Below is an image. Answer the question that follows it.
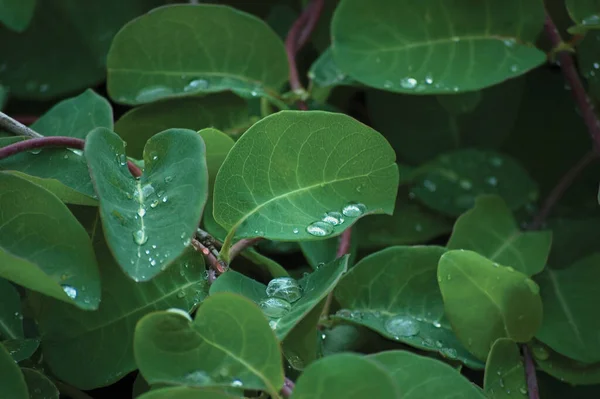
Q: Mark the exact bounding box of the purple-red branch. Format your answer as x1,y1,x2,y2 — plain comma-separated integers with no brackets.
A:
228,237,263,263
522,345,540,399
336,228,352,257
281,377,295,398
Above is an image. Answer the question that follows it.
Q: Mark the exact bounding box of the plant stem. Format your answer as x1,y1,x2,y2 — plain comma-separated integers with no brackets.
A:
0,111,43,138
336,228,352,258
522,345,540,399
529,151,598,229
192,238,227,275
281,377,295,398
228,237,263,262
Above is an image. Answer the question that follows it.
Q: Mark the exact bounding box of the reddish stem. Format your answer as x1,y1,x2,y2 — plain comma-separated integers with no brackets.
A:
522,345,540,399
336,228,352,257
228,237,263,263
191,238,227,275
281,377,295,398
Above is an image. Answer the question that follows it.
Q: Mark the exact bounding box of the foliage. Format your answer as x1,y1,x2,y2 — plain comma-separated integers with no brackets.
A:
0,0,599,398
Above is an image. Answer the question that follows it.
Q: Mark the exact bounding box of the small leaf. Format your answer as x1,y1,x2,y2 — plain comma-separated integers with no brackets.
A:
369,350,487,398
0,0,36,32
213,111,399,242
0,342,28,398
411,149,537,216
530,341,600,385
566,0,600,33
484,339,528,399
334,246,483,368
0,278,23,339
3,171,97,206
200,128,236,188
0,172,100,309
107,4,288,105
114,93,248,159
448,195,552,276
290,353,400,398
85,128,208,281
134,293,284,396
22,368,59,399
535,254,600,363
299,237,342,270
138,386,242,399
2,338,39,362
308,47,358,88
438,250,543,360
331,0,546,93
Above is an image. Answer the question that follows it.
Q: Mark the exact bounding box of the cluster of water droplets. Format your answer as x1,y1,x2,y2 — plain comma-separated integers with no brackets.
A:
258,277,303,325
303,202,367,237
182,366,244,389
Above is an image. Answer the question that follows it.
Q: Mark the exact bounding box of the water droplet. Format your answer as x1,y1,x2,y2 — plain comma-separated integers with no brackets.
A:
383,80,393,89
594,62,600,69
135,85,174,102
486,176,498,186
292,228,299,234
435,340,443,348
490,157,503,167
532,344,550,360
519,386,528,395
68,148,83,156
440,347,458,359
423,179,437,192
141,184,155,198
524,279,540,295
177,291,186,298
118,153,127,166
459,179,472,190
133,230,148,245
150,199,159,208
62,285,77,299
415,223,423,232
29,148,42,155
400,77,417,89
164,176,173,183
322,211,344,226
306,221,334,236
231,379,243,387
266,277,302,303
137,207,146,217
384,315,420,338
269,319,278,330
287,354,304,369
183,370,212,385
433,320,442,328
162,196,168,203
504,39,516,47
341,202,367,217
499,378,505,388
259,298,292,318
451,36,460,42
425,75,433,84
184,79,209,92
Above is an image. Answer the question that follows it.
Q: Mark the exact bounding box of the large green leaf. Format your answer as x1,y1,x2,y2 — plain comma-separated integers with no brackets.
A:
0,343,27,398
535,254,600,363
411,149,537,216
531,341,600,385
334,246,482,368
331,0,546,93
566,0,600,32
85,128,208,281
134,293,284,396
448,195,552,276
369,350,487,398
213,111,399,245
114,94,249,158
0,278,23,339
438,250,543,360
484,339,528,398
107,4,288,105
28,225,208,390
0,172,100,309
0,0,35,32
139,387,242,399
22,368,59,399
0,0,162,99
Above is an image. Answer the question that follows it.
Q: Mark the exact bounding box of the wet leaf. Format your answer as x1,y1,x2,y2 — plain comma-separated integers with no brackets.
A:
484,339,528,398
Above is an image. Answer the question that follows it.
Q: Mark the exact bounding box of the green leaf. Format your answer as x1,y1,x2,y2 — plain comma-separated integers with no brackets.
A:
0,278,23,339
211,257,348,368
0,0,162,99
368,350,487,398
331,0,546,93
530,341,600,385
438,250,543,360
448,195,552,276
291,353,400,398
567,0,600,33
139,387,242,399
0,172,100,309
22,368,59,399
213,111,399,244
200,128,236,188
134,293,284,396
577,31,600,103
107,4,288,105
484,339,528,398
28,228,208,390
0,84,7,110
334,246,483,368
85,128,208,281
411,149,537,216
0,343,27,398
114,93,249,159
308,47,358,88
535,254,600,363
546,218,600,268
299,238,340,270
3,171,97,206
0,0,35,32
2,338,39,362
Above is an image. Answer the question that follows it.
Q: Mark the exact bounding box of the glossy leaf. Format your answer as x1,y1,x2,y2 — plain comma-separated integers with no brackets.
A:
484,339,528,398
531,341,600,385
85,128,208,281
139,386,242,399
0,278,23,339
448,195,552,276
299,238,339,270
2,338,39,362
566,0,600,33
291,353,400,398
438,250,543,360
0,0,162,99
107,4,288,105
331,0,546,93
411,149,537,216
22,368,59,399
0,172,100,309
334,246,483,368
535,254,600,363
308,47,358,88
369,350,486,398
0,343,27,398
213,111,399,242
28,228,208,390
200,128,236,187
114,94,249,158
134,293,284,396
0,0,35,32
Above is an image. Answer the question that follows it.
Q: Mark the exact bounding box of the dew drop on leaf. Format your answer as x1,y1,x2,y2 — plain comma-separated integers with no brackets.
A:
321,211,345,226
341,202,367,217
135,85,174,102
164,176,173,183
384,315,420,338
133,230,148,245
400,77,417,89
184,78,209,92
166,308,192,321
292,228,299,234
259,297,292,318
532,343,550,360
231,379,243,387
62,285,77,299
306,221,334,236
266,277,302,303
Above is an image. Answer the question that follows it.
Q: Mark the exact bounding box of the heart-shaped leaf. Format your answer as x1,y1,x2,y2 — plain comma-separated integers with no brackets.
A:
334,246,483,368
438,250,543,360
0,342,27,398
85,127,208,281
213,111,399,249
134,293,284,396
484,339,528,399
107,4,288,105
448,195,552,276
0,278,23,339
331,0,546,93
